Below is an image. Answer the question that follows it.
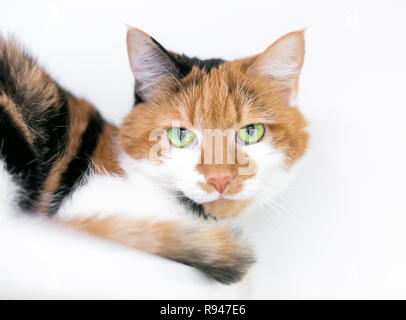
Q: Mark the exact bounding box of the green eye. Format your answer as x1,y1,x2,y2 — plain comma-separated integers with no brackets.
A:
168,127,195,147
237,124,265,144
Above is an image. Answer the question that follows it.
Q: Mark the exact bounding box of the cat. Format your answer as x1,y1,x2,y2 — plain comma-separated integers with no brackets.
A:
0,28,308,284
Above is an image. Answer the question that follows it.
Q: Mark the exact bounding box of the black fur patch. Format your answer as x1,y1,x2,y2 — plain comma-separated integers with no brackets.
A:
173,54,225,77
188,255,254,285
134,92,144,105
0,42,72,211
133,37,225,105
0,105,40,211
48,111,104,215
151,37,225,75
35,97,70,177
177,192,213,220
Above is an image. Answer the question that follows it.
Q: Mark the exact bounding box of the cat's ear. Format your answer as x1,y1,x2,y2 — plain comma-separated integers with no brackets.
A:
127,28,179,101
247,30,305,106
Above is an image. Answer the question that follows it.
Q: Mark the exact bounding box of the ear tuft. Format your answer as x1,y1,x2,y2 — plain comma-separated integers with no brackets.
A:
127,28,179,101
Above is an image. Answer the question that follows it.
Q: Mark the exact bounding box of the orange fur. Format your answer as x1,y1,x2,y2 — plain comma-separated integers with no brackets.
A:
91,123,122,175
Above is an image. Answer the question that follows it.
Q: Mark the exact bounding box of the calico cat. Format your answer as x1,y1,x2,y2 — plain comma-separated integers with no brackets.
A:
0,28,308,284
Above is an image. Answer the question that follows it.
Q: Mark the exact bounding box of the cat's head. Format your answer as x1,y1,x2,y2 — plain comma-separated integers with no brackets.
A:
119,28,309,218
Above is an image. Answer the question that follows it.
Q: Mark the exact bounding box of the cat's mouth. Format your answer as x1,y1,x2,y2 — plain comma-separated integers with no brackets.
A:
184,190,249,206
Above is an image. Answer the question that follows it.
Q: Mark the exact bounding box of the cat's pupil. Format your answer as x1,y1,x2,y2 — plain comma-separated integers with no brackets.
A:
246,125,255,136
179,128,186,141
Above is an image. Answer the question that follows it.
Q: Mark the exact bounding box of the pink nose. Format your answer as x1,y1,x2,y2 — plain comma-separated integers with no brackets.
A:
207,175,233,194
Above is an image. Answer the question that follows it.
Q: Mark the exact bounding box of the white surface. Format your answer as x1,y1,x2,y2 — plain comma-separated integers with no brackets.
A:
0,0,406,299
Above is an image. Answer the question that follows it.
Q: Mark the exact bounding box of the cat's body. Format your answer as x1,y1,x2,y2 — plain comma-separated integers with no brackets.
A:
0,29,308,284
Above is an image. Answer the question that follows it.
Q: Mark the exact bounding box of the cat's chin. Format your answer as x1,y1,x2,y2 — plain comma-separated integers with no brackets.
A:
202,198,251,219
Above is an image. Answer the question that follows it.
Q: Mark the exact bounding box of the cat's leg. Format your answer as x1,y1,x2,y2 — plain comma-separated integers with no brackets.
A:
60,214,255,284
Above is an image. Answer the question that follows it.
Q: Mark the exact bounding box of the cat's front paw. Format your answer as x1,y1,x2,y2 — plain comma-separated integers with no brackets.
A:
175,226,255,285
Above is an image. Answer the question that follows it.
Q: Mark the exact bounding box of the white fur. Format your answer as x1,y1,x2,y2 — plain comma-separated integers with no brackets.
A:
239,140,293,205
0,159,21,220
57,152,192,221
58,126,292,220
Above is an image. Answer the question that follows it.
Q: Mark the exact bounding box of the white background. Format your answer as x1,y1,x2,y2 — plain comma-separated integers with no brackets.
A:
0,0,406,299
